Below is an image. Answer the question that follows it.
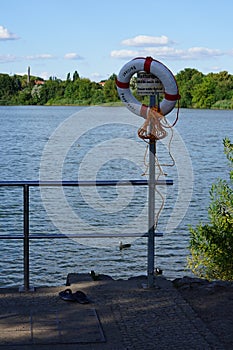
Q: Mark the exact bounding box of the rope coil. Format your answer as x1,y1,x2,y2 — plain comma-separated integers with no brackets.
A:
138,107,167,141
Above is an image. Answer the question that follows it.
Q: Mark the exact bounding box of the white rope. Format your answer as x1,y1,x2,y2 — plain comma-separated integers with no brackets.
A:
141,122,175,229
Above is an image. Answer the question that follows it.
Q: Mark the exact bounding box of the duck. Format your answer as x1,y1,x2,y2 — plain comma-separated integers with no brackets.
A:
119,241,131,250
90,270,99,281
154,267,163,275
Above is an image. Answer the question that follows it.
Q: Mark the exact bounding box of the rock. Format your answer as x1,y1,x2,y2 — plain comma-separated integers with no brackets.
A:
66,273,92,285
172,276,209,289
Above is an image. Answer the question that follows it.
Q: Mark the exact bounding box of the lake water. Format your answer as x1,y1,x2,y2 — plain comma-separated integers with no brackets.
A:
0,106,232,287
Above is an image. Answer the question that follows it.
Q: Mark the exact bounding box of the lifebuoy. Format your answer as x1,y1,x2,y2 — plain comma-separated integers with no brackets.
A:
116,56,180,118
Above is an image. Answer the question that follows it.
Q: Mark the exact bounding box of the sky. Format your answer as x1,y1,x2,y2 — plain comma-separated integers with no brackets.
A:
1,0,233,81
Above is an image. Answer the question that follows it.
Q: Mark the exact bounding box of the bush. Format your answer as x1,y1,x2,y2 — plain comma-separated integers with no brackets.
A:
188,138,233,280
212,100,233,109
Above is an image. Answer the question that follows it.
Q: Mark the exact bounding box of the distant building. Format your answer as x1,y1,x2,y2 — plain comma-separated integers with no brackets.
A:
34,80,45,85
98,80,106,87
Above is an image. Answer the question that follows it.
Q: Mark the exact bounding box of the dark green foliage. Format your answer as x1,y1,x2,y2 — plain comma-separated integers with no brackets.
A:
72,71,79,82
66,72,71,82
176,68,204,108
0,74,22,104
175,68,233,109
103,74,119,102
1,68,233,107
188,138,233,280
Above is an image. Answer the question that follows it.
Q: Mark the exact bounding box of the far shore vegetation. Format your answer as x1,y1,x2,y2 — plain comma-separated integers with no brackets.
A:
1,68,233,109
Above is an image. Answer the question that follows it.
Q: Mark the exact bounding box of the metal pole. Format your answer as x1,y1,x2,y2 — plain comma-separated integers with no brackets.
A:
147,95,156,288
22,184,30,291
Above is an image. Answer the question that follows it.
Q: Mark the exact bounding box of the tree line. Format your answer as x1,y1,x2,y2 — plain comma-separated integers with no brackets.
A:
0,68,233,109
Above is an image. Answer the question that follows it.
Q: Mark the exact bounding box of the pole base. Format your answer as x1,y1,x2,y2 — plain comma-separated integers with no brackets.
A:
19,285,35,293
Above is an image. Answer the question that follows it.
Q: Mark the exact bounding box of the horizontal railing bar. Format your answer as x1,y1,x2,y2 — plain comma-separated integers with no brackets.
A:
0,232,163,239
0,179,173,187
0,235,25,239
0,233,145,239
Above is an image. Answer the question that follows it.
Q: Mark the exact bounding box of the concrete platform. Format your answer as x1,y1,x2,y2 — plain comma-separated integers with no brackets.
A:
0,275,223,349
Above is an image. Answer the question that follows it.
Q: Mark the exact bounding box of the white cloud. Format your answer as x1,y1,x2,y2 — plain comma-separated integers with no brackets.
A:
37,71,50,79
0,53,55,64
143,46,222,60
0,25,19,40
110,49,139,58
64,52,83,60
0,54,18,62
143,46,182,59
186,47,221,57
111,34,225,62
110,47,179,59
90,72,103,81
25,54,54,60
121,35,172,47
210,66,221,72
111,45,223,61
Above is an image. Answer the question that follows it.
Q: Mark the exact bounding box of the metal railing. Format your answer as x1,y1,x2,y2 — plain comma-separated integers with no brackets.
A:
0,179,173,291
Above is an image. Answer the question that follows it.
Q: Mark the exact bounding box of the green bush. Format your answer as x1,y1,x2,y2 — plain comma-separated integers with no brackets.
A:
188,138,233,280
212,100,233,109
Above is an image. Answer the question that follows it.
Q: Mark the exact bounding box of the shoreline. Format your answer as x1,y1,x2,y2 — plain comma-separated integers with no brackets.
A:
0,103,233,110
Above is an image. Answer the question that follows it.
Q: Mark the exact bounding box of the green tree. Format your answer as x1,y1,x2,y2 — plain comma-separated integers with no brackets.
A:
192,75,216,108
78,78,92,104
66,72,71,82
0,74,21,103
12,75,22,92
73,70,79,82
40,78,65,104
103,74,119,102
90,82,105,104
31,85,43,104
188,138,233,280
64,80,75,101
175,68,204,108
14,87,33,105
212,71,233,101
210,71,233,109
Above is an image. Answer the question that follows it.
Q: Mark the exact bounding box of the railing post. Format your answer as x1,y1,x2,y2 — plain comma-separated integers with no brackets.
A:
19,184,32,292
147,95,156,288
23,184,30,291
148,141,156,287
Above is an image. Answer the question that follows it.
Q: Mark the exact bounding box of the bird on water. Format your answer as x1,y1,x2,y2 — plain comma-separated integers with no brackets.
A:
119,241,131,250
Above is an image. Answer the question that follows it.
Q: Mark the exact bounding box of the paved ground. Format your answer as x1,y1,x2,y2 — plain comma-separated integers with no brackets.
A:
0,274,230,350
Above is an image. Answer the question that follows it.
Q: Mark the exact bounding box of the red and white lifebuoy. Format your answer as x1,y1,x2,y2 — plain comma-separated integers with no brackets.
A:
116,56,180,118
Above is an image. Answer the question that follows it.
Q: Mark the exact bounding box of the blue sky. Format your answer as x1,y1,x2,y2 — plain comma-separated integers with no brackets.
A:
1,0,233,81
